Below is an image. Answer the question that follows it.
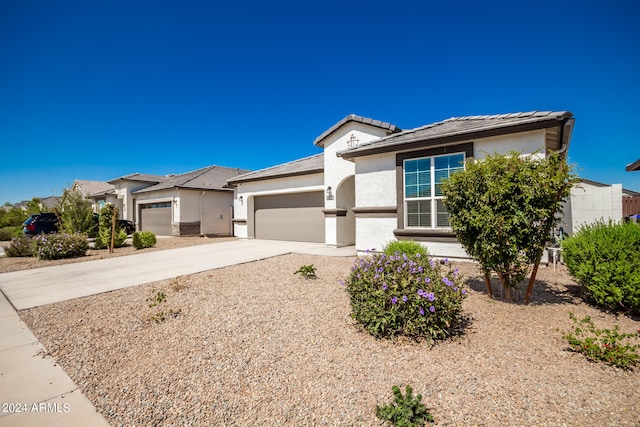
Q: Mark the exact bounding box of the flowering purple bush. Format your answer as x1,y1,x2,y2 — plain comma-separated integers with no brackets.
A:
4,235,35,257
344,251,467,341
33,233,88,260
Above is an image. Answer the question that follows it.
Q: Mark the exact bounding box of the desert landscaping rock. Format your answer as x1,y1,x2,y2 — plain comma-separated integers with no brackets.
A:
18,253,640,426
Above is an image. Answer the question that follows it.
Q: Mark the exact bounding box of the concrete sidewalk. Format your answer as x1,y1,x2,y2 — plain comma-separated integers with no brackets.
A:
0,239,354,426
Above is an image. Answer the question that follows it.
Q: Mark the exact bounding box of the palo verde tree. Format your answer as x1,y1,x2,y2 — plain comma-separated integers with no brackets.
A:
441,151,576,302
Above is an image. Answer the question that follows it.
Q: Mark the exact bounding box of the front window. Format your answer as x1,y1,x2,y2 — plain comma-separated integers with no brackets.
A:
404,153,464,228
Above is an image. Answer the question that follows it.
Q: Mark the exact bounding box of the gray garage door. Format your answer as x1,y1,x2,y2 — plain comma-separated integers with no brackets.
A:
140,203,172,236
254,192,324,242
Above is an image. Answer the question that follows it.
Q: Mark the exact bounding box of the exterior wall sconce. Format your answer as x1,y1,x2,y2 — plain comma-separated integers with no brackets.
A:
239,195,243,205
326,186,334,201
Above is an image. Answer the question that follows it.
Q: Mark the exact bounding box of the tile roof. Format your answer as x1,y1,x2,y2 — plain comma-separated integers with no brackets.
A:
226,153,324,185
108,173,170,184
339,111,573,159
133,165,252,194
626,159,640,172
313,114,400,147
72,180,115,197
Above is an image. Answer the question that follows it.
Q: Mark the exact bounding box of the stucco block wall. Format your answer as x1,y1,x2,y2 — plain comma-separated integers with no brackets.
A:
354,154,397,207
473,130,546,159
570,183,623,232
356,217,397,253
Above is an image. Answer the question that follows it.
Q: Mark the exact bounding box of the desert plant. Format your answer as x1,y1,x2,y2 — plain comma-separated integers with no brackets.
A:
563,312,640,369
132,231,157,249
344,252,466,341
562,220,640,314
442,151,576,302
144,289,182,323
94,204,127,249
57,187,97,236
376,385,434,426
383,240,428,257
33,233,88,260
4,235,35,257
0,226,22,241
294,264,317,279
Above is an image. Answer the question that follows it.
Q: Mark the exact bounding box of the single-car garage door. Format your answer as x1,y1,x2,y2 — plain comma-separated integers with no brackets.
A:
254,192,324,242
140,202,172,236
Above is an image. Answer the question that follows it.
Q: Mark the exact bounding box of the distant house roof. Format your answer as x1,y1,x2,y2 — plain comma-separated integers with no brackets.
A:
626,159,640,172
133,165,252,194
338,111,574,159
313,115,400,147
226,153,324,185
14,196,61,210
72,180,115,197
107,173,170,185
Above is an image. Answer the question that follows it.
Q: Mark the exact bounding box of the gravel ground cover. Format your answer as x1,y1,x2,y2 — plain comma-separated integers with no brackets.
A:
20,254,640,426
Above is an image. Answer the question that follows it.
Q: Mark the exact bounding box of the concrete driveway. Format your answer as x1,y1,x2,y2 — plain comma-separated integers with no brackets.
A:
0,239,354,310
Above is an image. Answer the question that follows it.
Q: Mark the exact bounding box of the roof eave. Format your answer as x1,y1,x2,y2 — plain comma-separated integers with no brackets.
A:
338,116,571,160
626,159,640,172
226,168,324,185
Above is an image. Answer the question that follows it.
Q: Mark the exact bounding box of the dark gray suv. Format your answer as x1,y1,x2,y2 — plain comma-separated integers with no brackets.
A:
23,212,59,235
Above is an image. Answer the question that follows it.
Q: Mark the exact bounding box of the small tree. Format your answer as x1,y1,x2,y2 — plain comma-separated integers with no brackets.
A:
57,188,97,236
94,204,127,250
442,151,576,302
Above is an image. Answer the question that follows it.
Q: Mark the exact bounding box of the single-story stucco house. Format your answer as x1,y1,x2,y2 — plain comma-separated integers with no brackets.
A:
227,111,576,258
84,166,250,236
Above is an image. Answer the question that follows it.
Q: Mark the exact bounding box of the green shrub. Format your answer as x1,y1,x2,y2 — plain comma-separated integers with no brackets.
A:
344,251,466,341
94,204,128,249
383,240,428,257
376,385,434,426
132,231,157,249
4,235,35,257
0,226,22,241
33,233,88,260
562,220,640,314
294,264,317,279
563,312,640,369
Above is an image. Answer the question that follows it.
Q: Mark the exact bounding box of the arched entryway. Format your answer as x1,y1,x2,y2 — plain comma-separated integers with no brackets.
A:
335,175,355,246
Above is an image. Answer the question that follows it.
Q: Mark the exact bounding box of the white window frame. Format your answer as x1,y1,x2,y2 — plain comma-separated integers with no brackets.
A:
403,152,465,229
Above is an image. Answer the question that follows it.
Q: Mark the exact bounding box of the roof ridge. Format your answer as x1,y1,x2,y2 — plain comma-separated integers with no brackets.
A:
232,153,323,180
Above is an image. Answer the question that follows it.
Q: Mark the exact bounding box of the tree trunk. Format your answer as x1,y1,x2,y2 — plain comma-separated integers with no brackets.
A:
110,211,116,254
483,272,493,298
525,255,543,304
498,271,513,301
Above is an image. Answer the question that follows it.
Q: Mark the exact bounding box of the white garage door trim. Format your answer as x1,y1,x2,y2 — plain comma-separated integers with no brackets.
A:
254,192,324,242
140,202,172,236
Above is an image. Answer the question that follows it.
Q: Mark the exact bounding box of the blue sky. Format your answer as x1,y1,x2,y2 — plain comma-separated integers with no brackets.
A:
1,0,639,204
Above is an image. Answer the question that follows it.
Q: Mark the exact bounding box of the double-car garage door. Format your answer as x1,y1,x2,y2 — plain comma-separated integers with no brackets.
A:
254,192,324,242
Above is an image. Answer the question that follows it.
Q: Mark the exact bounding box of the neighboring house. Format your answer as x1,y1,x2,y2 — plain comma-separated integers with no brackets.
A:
105,173,170,222
228,111,575,258
132,165,251,236
71,180,116,212
14,196,61,211
559,178,640,235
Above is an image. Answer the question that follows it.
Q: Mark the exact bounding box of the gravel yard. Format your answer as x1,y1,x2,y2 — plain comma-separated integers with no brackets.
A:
19,253,640,426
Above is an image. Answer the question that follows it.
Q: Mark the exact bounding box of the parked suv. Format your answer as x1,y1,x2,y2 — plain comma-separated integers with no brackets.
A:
23,212,59,235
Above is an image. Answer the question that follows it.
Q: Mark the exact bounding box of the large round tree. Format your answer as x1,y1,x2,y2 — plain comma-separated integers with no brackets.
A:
441,151,576,302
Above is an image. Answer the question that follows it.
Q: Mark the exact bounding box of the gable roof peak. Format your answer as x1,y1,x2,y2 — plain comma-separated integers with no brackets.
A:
313,114,400,147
